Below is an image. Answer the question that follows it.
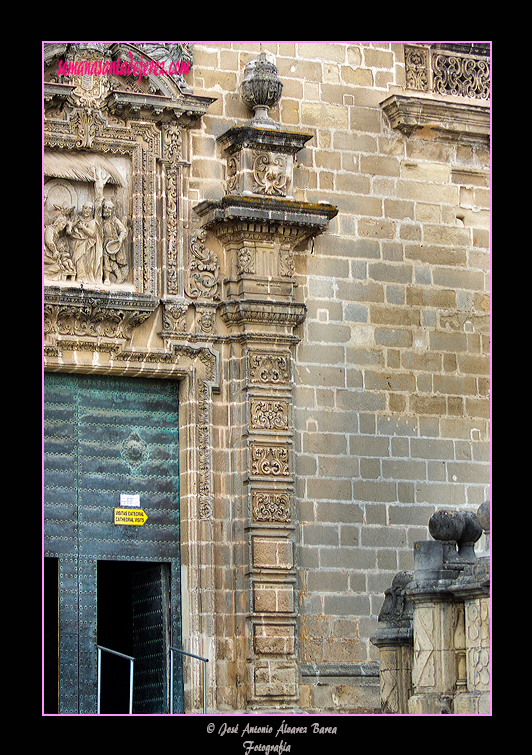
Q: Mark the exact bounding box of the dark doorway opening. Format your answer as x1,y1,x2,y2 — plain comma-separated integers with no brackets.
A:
97,560,171,714
43,557,59,714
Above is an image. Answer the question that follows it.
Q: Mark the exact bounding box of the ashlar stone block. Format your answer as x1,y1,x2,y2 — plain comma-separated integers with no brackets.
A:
252,537,293,570
253,582,294,614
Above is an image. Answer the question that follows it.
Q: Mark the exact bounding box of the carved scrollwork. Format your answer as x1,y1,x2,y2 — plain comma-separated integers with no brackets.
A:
237,244,255,275
186,229,220,300
432,52,490,100
279,247,295,278
250,399,290,431
253,152,289,196
250,443,290,477
404,44,490,100
404,46,429,91
252,491,291,523
227,156,238,193
70,107,108,149
163,122,182,163
248,351,291,386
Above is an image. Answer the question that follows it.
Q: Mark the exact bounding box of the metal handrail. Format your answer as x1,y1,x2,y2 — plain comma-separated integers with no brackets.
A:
96,643,208,714
97,645,135,714
169,646,209,714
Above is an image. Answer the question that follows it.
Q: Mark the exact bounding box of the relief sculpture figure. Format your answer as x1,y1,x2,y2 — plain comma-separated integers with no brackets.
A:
43,208,76,281
102,199,128,284
69,203,102,285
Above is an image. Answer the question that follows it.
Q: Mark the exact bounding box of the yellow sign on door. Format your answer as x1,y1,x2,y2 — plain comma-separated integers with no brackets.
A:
114,508,148,526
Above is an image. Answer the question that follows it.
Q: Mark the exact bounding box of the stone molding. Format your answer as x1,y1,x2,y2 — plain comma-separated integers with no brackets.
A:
380,93,490,144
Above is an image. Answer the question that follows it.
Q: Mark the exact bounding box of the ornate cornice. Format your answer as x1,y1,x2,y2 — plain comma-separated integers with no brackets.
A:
380,93,490,144
44,286,159,340
218,126,313,156
219,299,306,328
194,195,338,235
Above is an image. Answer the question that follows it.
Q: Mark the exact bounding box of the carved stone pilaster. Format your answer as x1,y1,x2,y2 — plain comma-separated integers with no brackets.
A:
191,51,337,710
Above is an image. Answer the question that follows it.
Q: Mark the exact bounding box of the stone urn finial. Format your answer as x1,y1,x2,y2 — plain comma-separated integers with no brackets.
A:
240,52,283,129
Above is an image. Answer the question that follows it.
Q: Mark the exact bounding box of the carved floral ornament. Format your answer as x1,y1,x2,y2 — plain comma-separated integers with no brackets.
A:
252,491,291,524
250,398,290,431
187,229,221,300
250,443,291,478
404,44,490,100
253,152,290,196
248,351,292,386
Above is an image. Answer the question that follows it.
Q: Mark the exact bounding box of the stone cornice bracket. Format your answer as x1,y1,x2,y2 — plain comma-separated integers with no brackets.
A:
218,125,313,158
380,93,490,145
106,89,216,124
195,195,338,236
43,81,215,125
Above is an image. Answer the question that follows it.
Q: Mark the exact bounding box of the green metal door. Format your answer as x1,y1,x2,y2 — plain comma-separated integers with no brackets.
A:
43,373,183,714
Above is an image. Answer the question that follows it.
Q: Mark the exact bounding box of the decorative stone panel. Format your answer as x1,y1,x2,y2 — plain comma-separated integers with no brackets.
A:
249,442,292,480
247,350,292,387
404,43,490,100
251,490,292,525
248,397,291,433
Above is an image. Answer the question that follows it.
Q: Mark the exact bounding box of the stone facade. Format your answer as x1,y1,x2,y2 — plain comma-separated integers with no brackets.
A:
43,42,490,714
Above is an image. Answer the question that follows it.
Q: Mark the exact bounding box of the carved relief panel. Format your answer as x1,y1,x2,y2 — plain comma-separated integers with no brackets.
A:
44,43,214,302
44,154,132,289
226,148,292,198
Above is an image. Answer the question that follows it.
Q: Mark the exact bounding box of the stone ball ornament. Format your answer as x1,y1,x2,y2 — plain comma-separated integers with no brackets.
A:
429,508,483,546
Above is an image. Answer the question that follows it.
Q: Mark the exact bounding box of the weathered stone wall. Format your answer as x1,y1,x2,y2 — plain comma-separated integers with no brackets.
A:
43,41,490,715
189,42,490,713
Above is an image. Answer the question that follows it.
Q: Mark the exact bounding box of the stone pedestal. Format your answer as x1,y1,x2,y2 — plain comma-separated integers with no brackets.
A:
407,508,487,715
